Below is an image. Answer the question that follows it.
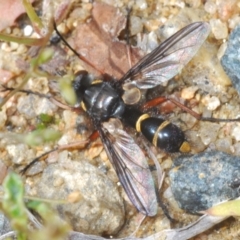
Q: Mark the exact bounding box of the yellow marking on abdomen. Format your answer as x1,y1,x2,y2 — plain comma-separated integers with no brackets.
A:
152,121,170,147
136,113,150,132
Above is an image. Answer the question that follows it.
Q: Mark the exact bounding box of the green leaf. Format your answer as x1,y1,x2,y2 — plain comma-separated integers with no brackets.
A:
22,0,44,31
59,75,77,105
24,128,62,146
39,113,54,124
31,47,54,69
2,173,28,240
0,33,46,45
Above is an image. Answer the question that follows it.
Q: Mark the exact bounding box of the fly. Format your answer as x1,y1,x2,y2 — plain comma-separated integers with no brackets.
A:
51,21,211,216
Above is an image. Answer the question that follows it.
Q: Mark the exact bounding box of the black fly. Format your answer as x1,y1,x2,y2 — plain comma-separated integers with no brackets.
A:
51,21,210,216
11,20,212,219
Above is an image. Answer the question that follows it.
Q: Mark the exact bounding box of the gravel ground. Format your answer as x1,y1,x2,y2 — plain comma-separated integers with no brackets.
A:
1,0,240,239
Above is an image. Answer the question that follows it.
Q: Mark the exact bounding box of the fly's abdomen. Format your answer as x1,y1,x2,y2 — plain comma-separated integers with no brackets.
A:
140,118,189,153
123,107,190,153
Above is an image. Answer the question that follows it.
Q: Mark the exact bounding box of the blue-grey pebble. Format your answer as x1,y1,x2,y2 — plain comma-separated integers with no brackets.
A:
221,24,240,94
169,151,240,213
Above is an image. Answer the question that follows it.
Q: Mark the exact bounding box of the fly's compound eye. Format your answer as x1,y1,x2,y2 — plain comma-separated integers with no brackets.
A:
72,71,93,104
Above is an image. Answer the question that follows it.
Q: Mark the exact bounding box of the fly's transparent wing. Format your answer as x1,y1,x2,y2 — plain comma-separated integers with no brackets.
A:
119,22,210,89
98,121,158,216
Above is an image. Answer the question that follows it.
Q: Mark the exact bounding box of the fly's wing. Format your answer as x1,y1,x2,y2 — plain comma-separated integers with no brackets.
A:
98,121,158,216
119,22,210,89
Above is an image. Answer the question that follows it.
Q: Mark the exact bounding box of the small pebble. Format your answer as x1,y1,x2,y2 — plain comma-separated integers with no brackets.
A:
215,138,232,154
23,25,33,36
9,42,19,51
204,0,217,14
185,130,206,153
17,96,36,119
26,77,49,94
216,0,238,21
231,125,240,141
210,19,228,39
6,144,36,164
130,16,143,36
228,15,240,29
17,95,58,119
135,0,147,10
179,113,198,129
62,110,78,130
199,122,221,145
67,191,83,203
217,42,227,60
181,86,199,100
1,43,11,52
16,44,28,54
201,95,221,111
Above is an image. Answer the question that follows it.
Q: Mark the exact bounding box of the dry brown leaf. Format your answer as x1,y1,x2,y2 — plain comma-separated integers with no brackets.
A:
69,1,143,79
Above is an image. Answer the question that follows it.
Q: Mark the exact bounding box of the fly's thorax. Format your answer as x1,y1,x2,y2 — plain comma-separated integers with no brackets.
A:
80,79,104,111
82,81,125,121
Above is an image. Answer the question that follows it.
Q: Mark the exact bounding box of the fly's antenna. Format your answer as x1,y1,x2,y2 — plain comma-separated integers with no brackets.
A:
125,6,133,69
20,148,57,175
53,22,104,75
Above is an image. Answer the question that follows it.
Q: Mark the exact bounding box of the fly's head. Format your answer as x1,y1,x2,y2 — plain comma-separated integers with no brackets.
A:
72,70,94,105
